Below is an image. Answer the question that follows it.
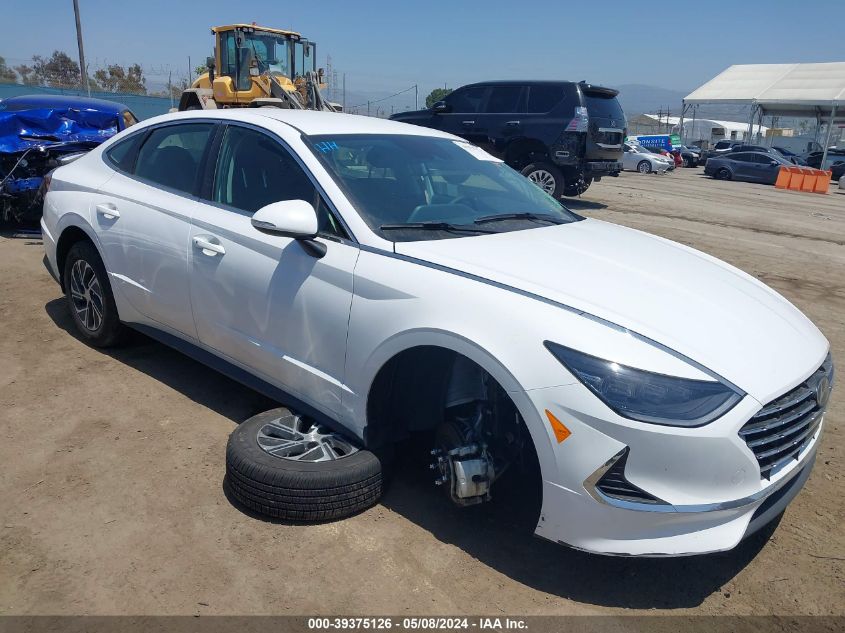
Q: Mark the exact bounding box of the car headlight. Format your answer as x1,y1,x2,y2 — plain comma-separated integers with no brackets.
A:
545,342,742,427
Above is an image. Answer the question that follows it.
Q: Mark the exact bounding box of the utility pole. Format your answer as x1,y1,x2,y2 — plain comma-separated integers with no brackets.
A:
415,84,418,110
342,73,346,112
72,0,90,95
188,56,192,84
367,100,370,117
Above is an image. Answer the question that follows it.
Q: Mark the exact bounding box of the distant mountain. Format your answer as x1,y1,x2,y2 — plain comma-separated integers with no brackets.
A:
615,83,756,122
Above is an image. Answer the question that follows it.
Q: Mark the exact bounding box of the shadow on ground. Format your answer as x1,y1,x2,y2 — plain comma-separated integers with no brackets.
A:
45,297,773,610
45,298,275,424
562,198,608,211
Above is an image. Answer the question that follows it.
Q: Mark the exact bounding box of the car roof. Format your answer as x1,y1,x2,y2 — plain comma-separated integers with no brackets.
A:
137,108,461,138
1,94,129,113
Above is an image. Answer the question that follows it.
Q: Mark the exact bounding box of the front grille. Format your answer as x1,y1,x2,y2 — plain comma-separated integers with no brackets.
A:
596,449,665,504
740,354,833,480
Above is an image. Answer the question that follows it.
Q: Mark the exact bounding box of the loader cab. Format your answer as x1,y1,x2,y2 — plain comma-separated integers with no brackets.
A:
211,25,317,103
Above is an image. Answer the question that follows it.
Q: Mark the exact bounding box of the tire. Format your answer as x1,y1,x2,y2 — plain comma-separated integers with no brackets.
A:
637,160,652,174
564,176,591,197
63,241,126,348
521,162,565,198
225,408,384,522
716,167,731,180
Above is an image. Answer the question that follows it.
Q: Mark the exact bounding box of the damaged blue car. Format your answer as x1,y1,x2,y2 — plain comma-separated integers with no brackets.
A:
0,94,138,225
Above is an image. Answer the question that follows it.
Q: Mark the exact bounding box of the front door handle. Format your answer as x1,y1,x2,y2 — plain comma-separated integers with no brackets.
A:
505,120,521,127
461,120,475,126
95,203,120,220
193,235,226,256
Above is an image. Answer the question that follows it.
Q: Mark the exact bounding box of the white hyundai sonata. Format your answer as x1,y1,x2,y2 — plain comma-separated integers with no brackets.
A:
41,109,833,556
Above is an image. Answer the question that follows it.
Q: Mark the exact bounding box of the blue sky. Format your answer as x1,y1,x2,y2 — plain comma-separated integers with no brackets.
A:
4,0,844,104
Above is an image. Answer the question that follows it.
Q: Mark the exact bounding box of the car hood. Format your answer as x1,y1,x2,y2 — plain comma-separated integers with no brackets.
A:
394,219,828,403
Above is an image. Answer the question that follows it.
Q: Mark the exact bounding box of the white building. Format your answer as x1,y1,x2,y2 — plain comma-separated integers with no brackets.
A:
640,114,768,143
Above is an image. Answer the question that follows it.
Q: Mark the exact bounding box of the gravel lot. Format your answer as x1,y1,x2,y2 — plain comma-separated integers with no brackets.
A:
1,168,843,616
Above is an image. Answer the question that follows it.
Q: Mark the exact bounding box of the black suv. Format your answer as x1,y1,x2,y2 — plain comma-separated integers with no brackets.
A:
390,80,625,197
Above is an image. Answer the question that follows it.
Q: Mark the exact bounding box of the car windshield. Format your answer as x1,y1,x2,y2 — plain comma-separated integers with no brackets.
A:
307,134,582,241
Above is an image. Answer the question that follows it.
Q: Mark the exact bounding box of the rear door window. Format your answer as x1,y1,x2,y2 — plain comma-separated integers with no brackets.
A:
729,153,754,162
484,86,525,113
526,85,564,113
134,122,216,195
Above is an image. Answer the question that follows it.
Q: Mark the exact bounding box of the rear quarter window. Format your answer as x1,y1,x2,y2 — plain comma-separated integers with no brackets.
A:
526,85,566,113
104,132,146,173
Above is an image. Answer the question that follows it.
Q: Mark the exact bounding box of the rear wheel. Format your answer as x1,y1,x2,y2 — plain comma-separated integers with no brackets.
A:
63,241,126,348
716,167,731,180
521,162,565,198
637,160,652,174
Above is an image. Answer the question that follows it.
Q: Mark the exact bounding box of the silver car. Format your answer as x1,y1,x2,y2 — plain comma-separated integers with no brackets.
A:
622,143,671,174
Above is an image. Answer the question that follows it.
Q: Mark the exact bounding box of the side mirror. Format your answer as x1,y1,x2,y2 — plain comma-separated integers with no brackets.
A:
252,200,327,258
770,160,779,166
432,101,451,114
252,200,319,239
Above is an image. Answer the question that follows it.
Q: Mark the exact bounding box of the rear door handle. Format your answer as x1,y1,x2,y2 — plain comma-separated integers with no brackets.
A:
505,120,521,127
95,203,120,220
192,235,225,256
461,120,475,126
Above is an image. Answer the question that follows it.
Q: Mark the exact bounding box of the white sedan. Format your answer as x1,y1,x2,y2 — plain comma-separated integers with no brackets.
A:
41,109,833,556
622,142,672,173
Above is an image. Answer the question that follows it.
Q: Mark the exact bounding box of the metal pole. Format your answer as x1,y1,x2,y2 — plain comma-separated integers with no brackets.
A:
72,0,90,95
188,56,192,84
415,84,418,110
746,102,756,141
678,101,686,144
367,101,370,116
820,103,838,171
342,73,346,112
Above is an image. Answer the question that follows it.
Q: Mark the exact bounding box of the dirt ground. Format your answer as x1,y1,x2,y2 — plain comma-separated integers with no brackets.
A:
1,168,843,616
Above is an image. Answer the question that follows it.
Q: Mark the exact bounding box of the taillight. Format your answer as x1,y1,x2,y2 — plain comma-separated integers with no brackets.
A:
565,106,589,133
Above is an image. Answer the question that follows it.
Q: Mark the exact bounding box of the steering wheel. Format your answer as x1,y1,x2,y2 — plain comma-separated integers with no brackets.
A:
451,196,477,210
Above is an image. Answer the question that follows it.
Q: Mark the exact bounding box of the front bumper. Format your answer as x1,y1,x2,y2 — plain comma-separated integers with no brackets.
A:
526,381,826,556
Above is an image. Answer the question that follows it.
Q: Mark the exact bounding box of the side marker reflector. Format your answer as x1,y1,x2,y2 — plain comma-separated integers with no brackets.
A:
545,409,571,444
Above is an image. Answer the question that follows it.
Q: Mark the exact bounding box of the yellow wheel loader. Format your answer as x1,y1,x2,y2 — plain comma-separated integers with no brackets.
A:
178,24,335,112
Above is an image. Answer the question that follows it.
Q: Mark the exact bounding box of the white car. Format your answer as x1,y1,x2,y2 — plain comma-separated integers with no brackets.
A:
622,142,672,174
41,109,833,556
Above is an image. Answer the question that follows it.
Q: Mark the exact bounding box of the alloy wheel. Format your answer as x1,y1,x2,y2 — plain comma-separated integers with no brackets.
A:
256,413,359,462
527,169,557,194
69,259,104,332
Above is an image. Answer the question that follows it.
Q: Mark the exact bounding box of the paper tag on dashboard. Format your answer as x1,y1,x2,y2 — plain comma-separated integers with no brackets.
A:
453,141,503,162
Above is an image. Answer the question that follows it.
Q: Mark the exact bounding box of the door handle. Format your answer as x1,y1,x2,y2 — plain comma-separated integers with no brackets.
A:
461,120,475,126
95,203,120,220
192,235,225,256
505,120,521,127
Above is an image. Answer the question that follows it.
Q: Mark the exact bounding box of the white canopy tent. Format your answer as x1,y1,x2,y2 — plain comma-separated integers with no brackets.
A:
683,62,845,163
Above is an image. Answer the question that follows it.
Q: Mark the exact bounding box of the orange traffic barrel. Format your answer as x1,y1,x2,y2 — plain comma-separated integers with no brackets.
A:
801,168,818,192
775,165,792,189
788,166,805,190
813,170,832,194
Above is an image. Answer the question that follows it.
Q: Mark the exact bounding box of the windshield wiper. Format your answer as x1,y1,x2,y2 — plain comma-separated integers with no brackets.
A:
474,212,565,225
380,222,495,234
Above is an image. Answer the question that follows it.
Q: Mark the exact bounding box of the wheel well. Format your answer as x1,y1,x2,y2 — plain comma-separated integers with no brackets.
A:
504,138,549,170
55,226,95,289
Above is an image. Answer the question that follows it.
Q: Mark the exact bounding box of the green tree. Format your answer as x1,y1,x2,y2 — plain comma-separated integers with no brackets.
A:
31,51,82,88
425,87,453,108
0,56,16,83
93,63,147,94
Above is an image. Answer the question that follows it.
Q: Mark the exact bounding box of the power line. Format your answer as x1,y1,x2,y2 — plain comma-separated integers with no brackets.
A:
347,84,417,111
